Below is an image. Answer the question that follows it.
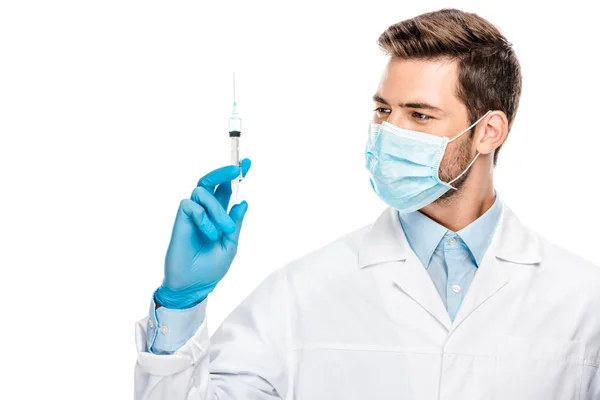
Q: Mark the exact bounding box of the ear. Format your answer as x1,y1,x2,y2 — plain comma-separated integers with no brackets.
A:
475,111,508,156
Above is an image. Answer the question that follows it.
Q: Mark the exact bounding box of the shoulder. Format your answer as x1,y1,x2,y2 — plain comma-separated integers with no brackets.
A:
279,223,373,281
535,231,600,287
247,215,382,302
501,202,600,285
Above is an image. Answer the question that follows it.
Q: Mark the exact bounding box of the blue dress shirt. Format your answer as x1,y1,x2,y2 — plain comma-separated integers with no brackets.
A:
146,296,207,355
398,193,502,322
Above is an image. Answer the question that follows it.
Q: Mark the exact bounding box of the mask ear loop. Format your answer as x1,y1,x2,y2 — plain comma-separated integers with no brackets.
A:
446,110,492,189
448,110,492,144
448,153,481,188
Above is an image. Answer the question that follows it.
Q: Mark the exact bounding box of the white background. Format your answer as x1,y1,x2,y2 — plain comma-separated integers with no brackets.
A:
1,0,598,398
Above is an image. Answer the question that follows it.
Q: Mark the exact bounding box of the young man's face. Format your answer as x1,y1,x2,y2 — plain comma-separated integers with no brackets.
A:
372,57,479,193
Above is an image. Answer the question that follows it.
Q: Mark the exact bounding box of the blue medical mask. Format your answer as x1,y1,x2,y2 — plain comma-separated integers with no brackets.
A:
365,111,491,213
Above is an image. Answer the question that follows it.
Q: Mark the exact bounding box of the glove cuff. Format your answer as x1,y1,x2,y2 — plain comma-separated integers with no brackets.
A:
154,283,215,310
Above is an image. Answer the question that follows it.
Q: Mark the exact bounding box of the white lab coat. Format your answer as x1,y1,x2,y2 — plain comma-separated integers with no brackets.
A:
134,203,600,399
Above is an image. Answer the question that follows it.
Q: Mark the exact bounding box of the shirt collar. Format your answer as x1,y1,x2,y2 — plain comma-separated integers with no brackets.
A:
398,205,448,269
398,192,503,269
357,197,541,270
457,194,503,266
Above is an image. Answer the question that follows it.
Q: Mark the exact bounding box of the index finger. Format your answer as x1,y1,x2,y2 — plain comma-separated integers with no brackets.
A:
197,165,241,191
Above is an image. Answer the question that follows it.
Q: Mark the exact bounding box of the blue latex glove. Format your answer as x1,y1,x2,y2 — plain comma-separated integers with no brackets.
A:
154,159,252,309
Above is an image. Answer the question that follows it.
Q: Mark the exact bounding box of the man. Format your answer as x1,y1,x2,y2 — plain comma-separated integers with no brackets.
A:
134,8,600,400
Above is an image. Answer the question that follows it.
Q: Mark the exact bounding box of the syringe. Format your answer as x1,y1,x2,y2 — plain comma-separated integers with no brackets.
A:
229,72,242,209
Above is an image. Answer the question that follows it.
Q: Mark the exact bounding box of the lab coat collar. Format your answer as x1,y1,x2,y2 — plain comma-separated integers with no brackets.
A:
492,204,542,264
357,200,542,269
358,200,541,332
357,207,409,268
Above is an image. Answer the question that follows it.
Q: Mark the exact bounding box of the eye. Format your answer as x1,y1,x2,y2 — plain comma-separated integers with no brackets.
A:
373,107,391,117
412,112,432,122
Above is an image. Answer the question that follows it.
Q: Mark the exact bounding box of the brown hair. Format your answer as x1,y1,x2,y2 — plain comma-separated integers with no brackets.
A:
377,8,521,166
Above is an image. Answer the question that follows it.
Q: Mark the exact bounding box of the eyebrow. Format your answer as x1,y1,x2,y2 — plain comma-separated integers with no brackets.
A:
372,94,444,113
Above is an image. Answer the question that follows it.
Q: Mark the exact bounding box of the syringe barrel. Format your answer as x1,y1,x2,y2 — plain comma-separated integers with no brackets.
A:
229,116,241,134
230,136,241,208
230,137,240,166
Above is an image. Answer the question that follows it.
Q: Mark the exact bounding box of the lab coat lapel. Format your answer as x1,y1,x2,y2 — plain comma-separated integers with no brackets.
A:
450,203,542,331
392,251,453,331
449,253,508,330
358,207,452,331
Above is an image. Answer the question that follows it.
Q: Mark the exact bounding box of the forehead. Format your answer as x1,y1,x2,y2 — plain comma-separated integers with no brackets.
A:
376,57,460,106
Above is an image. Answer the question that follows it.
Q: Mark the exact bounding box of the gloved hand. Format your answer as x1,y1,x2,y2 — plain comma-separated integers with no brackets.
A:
154,158,251,309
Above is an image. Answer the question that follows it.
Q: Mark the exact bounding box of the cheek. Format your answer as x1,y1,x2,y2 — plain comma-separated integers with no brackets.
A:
441,139,473,169
372,114,385,124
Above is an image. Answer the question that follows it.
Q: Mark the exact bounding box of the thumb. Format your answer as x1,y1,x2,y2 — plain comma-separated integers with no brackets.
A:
227,200,249,243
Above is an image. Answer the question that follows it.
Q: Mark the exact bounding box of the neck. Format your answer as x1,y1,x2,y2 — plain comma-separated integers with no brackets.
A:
419,157,496,232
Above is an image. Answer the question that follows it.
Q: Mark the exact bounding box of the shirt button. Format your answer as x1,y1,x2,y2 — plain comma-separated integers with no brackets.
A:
451,284,461,293
448,237,457,246
148,320,154,328
161,326,168,334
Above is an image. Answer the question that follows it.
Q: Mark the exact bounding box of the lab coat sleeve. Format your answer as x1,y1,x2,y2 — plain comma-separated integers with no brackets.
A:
146,297,207,355
134,268,290,400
